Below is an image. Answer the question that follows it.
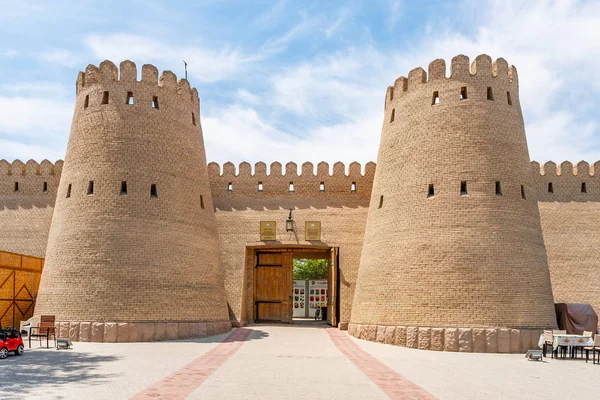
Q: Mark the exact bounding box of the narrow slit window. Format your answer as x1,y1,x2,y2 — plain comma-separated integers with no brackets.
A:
487,87,494,101
200,195,205,209
14,182,19,192
460,86,468,100
351,182,356,192
102,91,109,104
84,95,89,108
227,182,233,192
521,185,526,200
581,182,587,193
120,181,128,196
192,112,196,126
320,182,325,192
258,182,263,192
390,109,395,123
495,181,502,196
427,184,434,198
548,182,554,193
378,195,384,209
150,184,158,198
87,180,94,195
126,92,134,105
507,91,512,106
66,184,72,198
460,181,468,196
432,91,440,105
43,182,48,192
289,182,294,193
389,87,394,101
152,96,159,109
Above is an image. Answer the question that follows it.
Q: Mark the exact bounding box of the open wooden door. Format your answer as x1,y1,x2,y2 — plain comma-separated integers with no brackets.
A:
327,247,339,327
254,251,292,323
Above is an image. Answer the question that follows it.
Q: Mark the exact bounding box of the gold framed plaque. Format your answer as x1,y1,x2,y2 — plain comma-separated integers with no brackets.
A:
260,221,277,241
305,221,321,241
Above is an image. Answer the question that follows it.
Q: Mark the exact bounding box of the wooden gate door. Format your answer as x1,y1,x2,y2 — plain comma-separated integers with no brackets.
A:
254,251,292,323
327,247,339,327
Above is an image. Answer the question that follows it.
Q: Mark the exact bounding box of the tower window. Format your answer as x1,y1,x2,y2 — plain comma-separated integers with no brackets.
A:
581,182,587,193
487,87,494,101
126,92,134,105
258,182,263,192
200,195,205,209
150,184,158,198
389,87,394,101
432,91,440,105
351,182,356,192
152,96,159,109
192,112,196,126
227,182,232,192
390,109,395,123
495,181,502,196
378,195,384,209
66,184,72,198
43,182,48,192
102,91,109,104
289,182,294,193
460,86,468,100
507,91,512,106
521,185,526,200
84,95,89,108
460,181,468,196
120,181,128,196
548,182,554,193
87,180,94,195
427,184,434,198
14,182,18,192
320,182,325,192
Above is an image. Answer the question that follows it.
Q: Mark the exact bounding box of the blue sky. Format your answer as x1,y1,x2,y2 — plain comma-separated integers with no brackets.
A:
1,0,599,166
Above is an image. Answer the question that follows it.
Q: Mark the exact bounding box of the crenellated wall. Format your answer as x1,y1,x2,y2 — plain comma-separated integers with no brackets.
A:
208,161,374,326
0,160,62,257
530,160,600,316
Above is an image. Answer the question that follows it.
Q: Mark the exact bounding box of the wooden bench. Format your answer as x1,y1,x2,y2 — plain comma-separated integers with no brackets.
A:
29,315,56,348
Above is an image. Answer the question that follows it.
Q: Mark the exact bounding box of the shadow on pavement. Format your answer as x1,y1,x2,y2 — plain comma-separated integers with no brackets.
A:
2,349,121,399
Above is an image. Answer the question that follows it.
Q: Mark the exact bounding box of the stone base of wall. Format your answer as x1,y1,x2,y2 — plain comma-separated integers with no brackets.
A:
55,321,232,342
348,324,545,354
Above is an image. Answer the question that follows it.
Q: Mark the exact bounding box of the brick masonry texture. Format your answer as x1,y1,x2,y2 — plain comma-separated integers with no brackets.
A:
351,54,558,332
31,60,231,336
0,55,599,350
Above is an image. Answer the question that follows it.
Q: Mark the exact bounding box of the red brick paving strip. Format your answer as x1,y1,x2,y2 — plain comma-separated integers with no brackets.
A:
131,328,252,400
327,328,437,400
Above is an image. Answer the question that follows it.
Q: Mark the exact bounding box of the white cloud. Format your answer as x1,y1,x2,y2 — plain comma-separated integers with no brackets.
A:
83,34,255,83
1,49,17,57
39,49,81,67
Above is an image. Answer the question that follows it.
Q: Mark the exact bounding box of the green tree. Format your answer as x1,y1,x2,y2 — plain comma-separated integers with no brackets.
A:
293,258,328,280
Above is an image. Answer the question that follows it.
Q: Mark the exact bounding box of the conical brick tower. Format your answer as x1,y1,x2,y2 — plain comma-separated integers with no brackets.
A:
349,55,557,352
35,60,230,341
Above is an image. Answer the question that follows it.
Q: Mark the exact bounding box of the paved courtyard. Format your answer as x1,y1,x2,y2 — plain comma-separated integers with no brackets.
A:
4,324,600,399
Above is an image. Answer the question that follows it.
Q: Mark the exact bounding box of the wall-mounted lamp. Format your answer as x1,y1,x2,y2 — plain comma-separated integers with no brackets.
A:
286,209,294,232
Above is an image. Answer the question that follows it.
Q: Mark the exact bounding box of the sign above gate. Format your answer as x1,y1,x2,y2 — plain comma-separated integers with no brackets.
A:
260,221,277,241
305,221,321,241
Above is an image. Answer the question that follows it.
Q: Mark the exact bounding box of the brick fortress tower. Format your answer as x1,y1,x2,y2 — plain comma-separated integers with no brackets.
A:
349,55,557,352
35,61,231,341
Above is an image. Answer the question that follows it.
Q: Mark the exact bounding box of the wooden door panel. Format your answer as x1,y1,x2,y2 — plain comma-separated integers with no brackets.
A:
255,266,285,301
257,303,283,321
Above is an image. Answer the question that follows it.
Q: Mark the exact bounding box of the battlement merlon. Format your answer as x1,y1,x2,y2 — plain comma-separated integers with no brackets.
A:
385,54,518,107
531,161,600,177
207,161,376,178
75,60,199,106
0,159,63,176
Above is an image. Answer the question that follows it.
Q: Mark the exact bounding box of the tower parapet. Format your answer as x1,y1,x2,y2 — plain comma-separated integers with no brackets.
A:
35,61,230,342
350,55,557,353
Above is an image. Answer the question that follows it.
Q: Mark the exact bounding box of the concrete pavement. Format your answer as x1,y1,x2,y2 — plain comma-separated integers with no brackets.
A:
4,324,600,399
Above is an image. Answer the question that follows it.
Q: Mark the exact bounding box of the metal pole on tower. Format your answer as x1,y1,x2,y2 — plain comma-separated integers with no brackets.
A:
183,60,188,80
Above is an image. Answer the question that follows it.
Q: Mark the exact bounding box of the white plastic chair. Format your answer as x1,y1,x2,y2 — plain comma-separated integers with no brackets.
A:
19,316,40,337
